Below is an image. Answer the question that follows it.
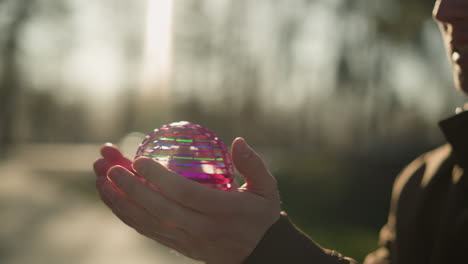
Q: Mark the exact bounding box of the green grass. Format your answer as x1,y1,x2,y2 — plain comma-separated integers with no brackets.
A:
293,220,379,262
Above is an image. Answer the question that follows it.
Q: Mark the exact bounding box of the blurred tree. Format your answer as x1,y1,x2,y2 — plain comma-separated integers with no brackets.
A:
27,90,59,142
0,0,34,158
25,90,88,143
376,0,435,43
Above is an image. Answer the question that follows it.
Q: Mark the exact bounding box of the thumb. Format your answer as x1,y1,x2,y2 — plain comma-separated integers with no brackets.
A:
231,137,278,198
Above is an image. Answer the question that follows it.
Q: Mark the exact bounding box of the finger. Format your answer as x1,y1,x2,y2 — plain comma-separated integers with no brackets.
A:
96,175,186,242
96,177,190,255
93,158,108,177
108,165,208,230
93,158,124,179
100,143,133,170
96,176,141,228
231,137,277,198
97,175,151,228
100,143,125,160
132,157,235,214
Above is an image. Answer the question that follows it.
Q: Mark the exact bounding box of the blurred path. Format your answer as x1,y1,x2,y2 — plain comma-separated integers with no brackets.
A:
0,144,200,264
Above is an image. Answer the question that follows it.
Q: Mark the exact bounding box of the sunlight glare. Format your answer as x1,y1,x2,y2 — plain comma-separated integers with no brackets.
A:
140,0,173,98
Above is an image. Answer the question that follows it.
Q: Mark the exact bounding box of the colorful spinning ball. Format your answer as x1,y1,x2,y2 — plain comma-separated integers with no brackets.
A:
135,121,234,190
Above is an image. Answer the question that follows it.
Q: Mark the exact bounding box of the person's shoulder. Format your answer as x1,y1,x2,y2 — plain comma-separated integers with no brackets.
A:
391,144,451,199
422,143,452,166
401,144,451,176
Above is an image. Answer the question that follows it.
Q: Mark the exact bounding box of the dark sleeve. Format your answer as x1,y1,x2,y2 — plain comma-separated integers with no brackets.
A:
364,150,430,264
244,212,356,264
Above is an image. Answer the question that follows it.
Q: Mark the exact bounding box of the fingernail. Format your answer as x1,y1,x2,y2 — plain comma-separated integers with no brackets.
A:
108,167,125,185
133,157,151,174
237,138,252,159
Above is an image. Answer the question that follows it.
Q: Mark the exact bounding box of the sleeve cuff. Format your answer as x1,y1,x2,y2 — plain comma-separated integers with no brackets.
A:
243,212,352,264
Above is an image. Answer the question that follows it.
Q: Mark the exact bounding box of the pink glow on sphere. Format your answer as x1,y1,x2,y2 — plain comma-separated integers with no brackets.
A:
135,121,234,191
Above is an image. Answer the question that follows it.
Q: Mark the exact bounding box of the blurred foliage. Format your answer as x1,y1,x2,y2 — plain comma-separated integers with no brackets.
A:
272,140,440,260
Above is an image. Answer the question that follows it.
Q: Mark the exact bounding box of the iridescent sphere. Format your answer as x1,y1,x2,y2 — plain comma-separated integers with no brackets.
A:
135,121,234,190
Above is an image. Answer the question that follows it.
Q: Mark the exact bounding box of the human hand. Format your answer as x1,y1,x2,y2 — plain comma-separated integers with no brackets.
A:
93,143,133,176
93,138,281,264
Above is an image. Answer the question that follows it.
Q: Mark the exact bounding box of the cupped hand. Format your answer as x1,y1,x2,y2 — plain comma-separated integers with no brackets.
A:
94,138,281,264
93,143,133,176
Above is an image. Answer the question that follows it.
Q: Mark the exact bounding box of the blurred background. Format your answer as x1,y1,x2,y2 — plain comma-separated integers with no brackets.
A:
0,0,464,263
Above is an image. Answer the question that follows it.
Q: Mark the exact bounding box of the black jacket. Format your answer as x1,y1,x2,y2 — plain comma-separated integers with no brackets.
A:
245,111,468,264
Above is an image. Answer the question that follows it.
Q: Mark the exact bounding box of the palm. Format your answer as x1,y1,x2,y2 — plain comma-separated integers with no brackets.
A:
93,139,281,263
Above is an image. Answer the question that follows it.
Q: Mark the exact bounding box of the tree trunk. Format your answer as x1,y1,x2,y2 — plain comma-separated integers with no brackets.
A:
0,0,33,158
